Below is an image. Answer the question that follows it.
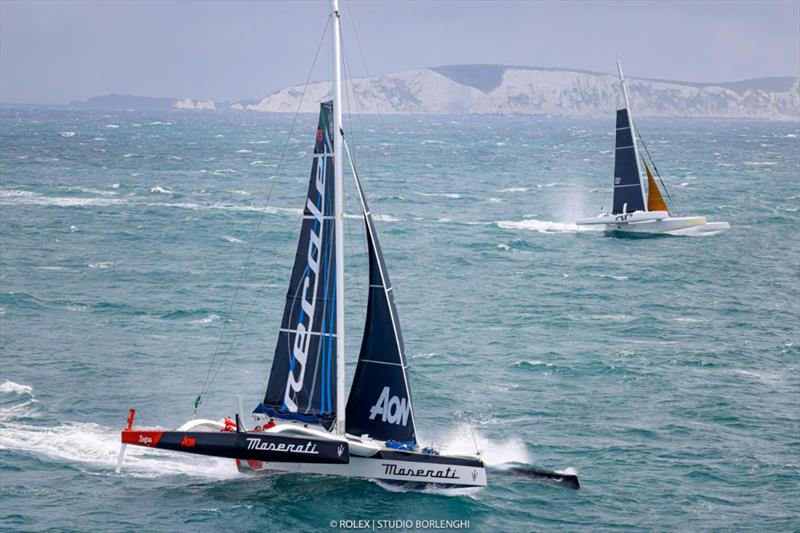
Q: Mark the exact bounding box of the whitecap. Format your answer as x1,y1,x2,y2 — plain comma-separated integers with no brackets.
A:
416,192,461,199
189,314,221,325
88,262,113,269
60,131,76,138
222,235,243,244
236,149,253,154
497,187,527,193
105,124,120,129
150,186,174,195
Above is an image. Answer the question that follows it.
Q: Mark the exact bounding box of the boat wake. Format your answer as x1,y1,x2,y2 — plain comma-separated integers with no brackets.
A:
0,380,237,480
497,219,599,234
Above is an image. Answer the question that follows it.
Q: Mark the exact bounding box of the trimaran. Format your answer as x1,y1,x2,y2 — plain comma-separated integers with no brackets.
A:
576,60,730,235
115,0,578,490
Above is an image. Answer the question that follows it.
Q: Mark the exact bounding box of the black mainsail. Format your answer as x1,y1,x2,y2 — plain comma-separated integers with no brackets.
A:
257,102,338,426
612,108,646,214
345,156,417,444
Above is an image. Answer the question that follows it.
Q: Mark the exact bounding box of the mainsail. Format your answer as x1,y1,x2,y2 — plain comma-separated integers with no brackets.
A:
345,158,417,444
644,161,669,213
612,108,646,214
258,102,337,426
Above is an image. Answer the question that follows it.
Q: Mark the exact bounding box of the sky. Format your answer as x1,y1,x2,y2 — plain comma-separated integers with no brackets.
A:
1,0,798,105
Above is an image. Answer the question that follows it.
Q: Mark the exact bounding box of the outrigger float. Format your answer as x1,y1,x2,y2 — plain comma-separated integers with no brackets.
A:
115,0,578,491
576,60,729,236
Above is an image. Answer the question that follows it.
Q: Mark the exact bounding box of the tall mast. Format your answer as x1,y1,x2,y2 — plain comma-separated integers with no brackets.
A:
617,59,647,211
332,0,346,435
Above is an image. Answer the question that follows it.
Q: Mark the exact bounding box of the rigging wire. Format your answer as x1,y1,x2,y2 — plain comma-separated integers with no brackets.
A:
341,0,432,445
634,123,680,214
195,16,332,415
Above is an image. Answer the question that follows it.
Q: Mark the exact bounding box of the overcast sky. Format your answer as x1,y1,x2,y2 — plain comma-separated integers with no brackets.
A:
1,0,798,104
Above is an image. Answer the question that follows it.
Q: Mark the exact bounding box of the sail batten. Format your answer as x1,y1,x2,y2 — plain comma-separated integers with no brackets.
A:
259,102,338,427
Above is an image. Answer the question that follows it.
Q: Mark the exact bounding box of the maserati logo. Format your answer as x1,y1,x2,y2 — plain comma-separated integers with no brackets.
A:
181,436,196,447
337,445,345,457
382,463,458,480
245,437,319,455
472,470,478,482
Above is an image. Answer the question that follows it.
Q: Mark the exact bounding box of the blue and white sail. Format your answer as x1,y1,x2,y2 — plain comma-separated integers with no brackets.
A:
257,102,338,427
344,147,417,444
612,108,646,214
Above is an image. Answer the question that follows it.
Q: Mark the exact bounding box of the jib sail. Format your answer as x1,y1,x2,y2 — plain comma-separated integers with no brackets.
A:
257,102,337,426
345,158,417,444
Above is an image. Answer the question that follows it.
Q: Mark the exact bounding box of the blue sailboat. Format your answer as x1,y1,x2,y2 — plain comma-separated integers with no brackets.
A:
577,60,730,235
115,0,486,489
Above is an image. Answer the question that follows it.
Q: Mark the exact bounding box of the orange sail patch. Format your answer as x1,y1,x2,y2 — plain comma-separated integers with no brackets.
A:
645,162,669,213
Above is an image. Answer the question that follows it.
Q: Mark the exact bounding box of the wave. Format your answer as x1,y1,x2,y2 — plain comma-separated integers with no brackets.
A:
515,360,555,369
149,186,174,195
416,192,461,199
0,380,237,480
87,262,113,269
590,273,628,281
60,131,76,138
222,235,244,244
497,187,528,193
496,219,596,233
189,314,221,325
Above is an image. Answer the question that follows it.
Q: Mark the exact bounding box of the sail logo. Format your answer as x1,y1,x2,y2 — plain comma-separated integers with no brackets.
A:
284,143,329,413
369,386,411,426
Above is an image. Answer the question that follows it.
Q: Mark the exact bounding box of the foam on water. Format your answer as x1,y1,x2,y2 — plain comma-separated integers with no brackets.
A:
430,423,531,467
496,219,596,233
0,381,237,480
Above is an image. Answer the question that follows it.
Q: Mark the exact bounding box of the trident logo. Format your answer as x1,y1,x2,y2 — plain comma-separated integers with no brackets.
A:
337,445,345,457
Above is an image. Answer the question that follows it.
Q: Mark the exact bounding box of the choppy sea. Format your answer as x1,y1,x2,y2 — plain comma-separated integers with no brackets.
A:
1,107,798,531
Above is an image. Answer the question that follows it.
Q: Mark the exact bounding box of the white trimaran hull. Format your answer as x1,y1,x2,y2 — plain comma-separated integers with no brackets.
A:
576,212,730,235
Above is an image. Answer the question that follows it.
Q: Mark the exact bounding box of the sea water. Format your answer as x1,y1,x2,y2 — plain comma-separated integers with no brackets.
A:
0,107,798,531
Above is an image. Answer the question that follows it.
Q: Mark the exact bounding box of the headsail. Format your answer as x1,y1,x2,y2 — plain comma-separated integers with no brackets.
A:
257,102,337,427
644,161,669,213
345,150,417,444
612,108,646,214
